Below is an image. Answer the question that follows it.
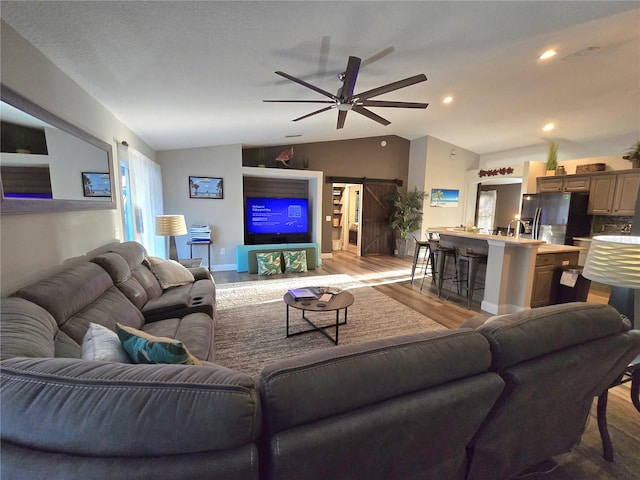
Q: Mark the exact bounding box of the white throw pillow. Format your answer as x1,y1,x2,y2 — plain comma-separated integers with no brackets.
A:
146,256,195,289
81,323,132,363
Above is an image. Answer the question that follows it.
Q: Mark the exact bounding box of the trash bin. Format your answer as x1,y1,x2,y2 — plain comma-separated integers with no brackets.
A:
552,265,591,304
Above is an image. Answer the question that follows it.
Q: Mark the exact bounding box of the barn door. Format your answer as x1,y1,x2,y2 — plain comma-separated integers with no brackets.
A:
361,181,396,256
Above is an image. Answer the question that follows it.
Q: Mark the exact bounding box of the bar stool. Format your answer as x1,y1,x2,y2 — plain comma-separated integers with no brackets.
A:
410,235,431,282
456,249,488,309
427,241,458,297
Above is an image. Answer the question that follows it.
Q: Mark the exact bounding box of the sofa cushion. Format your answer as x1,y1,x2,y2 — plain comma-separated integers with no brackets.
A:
0,297,57,360
283,250,308,273
476,302,630,371
116,323,201,365
92,252,148,310
16,262,145,345
142,313,215,361
257,251,282,276
146,256,195,289
109,241,163,299
81,323,131,363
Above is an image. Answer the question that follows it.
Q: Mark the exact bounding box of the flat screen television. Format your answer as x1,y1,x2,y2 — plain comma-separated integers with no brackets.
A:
245,196,310,244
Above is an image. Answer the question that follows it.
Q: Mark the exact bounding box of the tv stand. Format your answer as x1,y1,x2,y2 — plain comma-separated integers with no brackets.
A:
236,243,320,273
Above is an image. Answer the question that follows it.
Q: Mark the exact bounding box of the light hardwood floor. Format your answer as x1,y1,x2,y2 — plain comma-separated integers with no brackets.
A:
213,251,639,480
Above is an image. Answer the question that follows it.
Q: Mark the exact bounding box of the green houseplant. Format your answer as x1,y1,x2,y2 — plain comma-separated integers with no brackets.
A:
622,140,640,168
546,140,558,175
389,186,427,257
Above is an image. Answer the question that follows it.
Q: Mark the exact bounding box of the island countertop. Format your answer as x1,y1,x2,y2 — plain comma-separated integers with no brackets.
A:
427,227,544,246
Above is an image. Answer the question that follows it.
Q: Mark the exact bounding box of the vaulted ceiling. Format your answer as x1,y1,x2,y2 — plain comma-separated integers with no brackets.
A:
2,1,638,160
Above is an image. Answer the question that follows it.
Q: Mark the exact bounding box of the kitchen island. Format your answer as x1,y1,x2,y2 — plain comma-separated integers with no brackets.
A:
427,228,584,314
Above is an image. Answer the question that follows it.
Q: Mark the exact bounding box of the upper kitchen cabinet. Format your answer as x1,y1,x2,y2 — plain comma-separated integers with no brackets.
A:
611,171,640,216
537,175,590,193
588,174,617,214
538,170,639,216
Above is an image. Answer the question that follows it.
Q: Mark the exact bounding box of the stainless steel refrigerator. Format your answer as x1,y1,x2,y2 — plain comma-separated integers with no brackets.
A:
520,192,592,244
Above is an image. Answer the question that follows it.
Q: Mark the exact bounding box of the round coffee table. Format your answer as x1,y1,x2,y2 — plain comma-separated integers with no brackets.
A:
284,288,354,345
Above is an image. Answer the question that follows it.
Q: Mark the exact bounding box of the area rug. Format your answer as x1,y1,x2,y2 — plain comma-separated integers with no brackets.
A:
213,274,446,377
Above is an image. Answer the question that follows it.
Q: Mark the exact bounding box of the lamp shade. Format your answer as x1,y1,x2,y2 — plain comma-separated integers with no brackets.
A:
582,235,640,288
155,215,187,236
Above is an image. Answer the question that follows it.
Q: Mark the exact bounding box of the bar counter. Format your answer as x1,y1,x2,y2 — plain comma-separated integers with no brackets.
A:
426,228,584,314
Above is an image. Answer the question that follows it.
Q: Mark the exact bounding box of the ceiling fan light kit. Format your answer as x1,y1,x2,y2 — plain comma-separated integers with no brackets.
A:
264,55,429,129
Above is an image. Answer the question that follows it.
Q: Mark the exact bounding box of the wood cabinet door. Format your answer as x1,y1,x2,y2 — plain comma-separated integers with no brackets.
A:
537,177,563,193
611,172,640,216
588,175,616,214
531,265,555,308
563,175,590,192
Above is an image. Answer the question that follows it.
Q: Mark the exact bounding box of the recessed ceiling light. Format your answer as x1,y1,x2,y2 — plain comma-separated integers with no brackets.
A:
539,49,557,60
543,123,555,132
442,96,453,104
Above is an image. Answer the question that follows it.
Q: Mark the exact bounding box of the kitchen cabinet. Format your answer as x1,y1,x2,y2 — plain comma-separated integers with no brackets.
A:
536,177,564,193
588,175,616,214
531,250,580,308
537,175,590,193
587,172,639,215
611,171,640,215
537,170,638,216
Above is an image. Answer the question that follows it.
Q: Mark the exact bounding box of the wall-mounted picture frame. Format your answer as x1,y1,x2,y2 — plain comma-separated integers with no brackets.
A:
189,176,223,199
82,172,111,197
430,188,459,208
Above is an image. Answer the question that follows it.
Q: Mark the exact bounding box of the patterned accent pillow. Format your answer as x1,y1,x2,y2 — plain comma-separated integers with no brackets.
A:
145,256,195,289
257,251,282,276
283,250,308,273
115,323,201,365
82,323,132,363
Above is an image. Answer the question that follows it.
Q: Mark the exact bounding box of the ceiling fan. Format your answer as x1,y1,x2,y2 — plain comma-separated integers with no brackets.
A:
264,56,428,129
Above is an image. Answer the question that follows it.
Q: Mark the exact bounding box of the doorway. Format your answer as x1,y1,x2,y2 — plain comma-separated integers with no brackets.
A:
331,183,362,255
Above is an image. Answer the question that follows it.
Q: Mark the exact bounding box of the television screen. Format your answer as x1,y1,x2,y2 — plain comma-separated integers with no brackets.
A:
246,197,309,235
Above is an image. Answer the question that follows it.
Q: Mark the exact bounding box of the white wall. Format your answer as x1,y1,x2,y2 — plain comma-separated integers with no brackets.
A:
409,135,480,237
0,22,154,295
156,145,244,270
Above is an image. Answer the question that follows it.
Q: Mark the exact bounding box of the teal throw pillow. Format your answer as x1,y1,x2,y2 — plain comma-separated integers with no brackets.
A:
115,323,201,365
283,250,308,273
257,251,282,276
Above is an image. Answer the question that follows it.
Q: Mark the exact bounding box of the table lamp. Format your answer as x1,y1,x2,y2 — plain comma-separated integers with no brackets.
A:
582,235,640,328
155,214,187,261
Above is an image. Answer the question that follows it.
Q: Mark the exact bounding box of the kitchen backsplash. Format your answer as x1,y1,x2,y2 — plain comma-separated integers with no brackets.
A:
591,216,633,235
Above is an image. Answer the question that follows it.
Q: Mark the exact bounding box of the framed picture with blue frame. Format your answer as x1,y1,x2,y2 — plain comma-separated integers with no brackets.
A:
189,176,223,199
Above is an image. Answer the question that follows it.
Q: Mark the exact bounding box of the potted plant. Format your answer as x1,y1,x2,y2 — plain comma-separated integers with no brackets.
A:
389,186,427,257
546,140,558,175
622,140,640,168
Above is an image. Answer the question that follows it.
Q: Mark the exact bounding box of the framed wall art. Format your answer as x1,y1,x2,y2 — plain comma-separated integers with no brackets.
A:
430,188,459,208
82,172,112,197
189,176,223,199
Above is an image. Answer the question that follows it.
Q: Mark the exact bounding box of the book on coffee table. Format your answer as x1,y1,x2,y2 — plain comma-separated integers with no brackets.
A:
288,288,318,300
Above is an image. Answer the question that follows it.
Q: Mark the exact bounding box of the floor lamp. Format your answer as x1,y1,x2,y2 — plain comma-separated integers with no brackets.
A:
155,214,187,261
582,235,640,329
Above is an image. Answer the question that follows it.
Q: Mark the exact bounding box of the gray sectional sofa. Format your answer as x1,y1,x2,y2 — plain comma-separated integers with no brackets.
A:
1,241,639,480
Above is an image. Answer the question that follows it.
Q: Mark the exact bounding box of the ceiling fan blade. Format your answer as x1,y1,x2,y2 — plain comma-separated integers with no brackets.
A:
337,110,348,129
275,71,338,101
338,56,361,98
292,106,334,122
357,74,427,100
352,105,391,126
360,100,428,109
264,100,334,104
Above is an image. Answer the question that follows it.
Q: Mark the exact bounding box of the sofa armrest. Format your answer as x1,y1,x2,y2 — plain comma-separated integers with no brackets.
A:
1,358,261,457
188,266,213,281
